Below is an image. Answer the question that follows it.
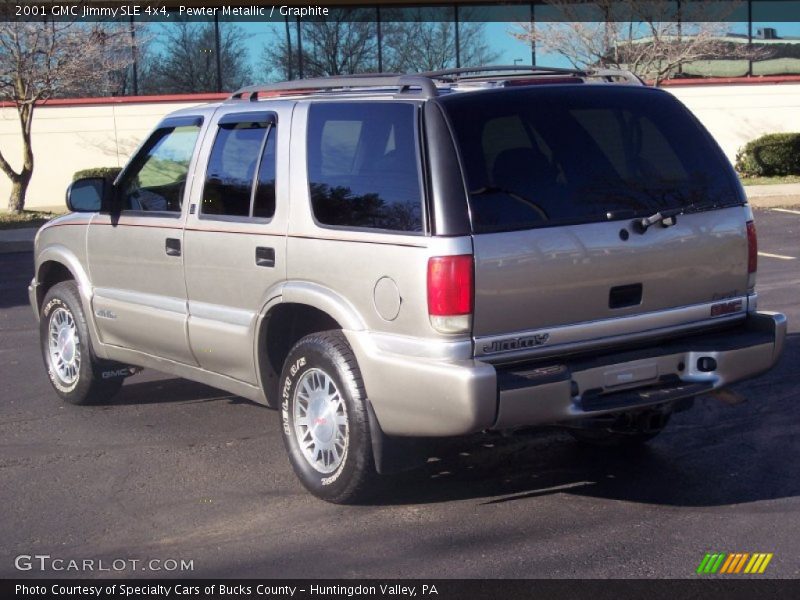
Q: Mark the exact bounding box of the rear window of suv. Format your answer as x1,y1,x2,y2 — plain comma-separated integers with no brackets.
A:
306,102,423,233
440,86,742,234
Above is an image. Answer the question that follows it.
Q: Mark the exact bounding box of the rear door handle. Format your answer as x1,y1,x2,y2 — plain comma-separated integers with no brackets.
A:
255,246,275,268
165,238,181,257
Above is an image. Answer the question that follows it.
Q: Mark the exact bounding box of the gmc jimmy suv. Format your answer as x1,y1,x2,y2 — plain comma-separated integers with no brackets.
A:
30,67,786,503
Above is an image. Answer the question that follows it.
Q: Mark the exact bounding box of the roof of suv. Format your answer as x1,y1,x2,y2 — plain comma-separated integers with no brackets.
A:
225,65,645,103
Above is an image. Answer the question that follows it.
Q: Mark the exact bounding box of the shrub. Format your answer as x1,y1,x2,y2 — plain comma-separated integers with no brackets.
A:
735,133,800,177
72,167,122,182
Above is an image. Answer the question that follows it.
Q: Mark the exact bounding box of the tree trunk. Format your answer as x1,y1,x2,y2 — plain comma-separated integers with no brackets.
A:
7,173,30,214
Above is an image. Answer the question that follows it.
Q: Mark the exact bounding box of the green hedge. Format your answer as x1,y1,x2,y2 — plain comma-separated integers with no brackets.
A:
72,167,122,182
735,133,800,177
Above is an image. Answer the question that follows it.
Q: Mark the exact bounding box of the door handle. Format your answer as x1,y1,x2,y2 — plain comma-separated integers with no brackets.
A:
255,246,275,268
165,238,181,257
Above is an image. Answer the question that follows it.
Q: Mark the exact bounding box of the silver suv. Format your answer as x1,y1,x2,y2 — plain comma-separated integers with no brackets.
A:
30,67,787,503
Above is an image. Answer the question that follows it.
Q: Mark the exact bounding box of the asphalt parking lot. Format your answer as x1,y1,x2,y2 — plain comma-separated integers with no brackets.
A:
0,208,798,579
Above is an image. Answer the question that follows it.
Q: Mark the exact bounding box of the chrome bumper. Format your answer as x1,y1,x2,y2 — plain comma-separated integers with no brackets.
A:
349,312,787,437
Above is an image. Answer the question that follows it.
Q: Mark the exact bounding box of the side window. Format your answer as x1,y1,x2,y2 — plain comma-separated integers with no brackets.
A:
307,102,423,233
118,123,201,213
202,118,276,219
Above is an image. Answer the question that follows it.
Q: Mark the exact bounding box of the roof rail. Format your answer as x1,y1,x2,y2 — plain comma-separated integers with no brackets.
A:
588,69,644,85
227,65,644,101
417,65,591,80
419,65,644,86
229,73,439,100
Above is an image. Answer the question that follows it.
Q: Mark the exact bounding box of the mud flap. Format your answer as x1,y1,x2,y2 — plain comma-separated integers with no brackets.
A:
366,400,431,475
94,363,141,381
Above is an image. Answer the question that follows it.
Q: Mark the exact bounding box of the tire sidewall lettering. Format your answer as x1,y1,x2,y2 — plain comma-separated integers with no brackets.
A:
42,298,79,393
281,348,352,489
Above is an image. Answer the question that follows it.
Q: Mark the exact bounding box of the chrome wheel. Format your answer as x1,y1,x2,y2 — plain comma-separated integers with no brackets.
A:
48,307,81,385
293,368,349,474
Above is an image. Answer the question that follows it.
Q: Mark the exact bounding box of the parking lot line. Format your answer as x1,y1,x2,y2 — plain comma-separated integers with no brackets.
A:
770,208,800,215
758,251,797,260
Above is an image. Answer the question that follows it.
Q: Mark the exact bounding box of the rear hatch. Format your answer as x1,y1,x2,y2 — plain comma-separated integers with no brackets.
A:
438,85,750,360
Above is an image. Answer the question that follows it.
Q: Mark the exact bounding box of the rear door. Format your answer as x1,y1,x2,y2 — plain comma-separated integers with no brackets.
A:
439,86,751,359
182,106,289,384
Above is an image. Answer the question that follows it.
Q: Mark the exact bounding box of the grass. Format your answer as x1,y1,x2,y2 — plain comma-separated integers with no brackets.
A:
0,209,65,230
739,174,800,186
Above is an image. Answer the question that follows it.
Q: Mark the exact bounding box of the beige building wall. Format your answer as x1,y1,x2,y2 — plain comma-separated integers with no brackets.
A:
0,97,221,211
667,82,800,164
1,82,800,211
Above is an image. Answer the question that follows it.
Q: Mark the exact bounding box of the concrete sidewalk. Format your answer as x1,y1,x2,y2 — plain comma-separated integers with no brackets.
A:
742,183,800,208
1,183,798,254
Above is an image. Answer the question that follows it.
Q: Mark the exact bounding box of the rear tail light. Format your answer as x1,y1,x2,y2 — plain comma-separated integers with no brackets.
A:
427,255,473,334
746,220,758,274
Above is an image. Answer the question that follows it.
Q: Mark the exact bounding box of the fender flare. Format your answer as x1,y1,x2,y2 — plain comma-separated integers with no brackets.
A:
36,245,107,359
251,281,367,407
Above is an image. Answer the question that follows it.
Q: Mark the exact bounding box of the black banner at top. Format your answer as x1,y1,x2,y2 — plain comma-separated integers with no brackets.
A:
2,0,800,23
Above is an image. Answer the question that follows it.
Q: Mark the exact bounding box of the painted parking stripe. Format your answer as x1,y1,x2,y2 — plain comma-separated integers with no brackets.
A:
758,251,797,260
770,208,800,215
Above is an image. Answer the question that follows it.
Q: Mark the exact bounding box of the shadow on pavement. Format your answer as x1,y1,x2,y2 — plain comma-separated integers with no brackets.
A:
368,333,800,509
110,376,258,407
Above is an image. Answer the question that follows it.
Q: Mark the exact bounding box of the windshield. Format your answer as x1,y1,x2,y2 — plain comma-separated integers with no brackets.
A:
439,85,743,234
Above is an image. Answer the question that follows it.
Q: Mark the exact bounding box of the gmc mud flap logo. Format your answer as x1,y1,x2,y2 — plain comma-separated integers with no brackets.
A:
101,368,135,379
483,333,550,354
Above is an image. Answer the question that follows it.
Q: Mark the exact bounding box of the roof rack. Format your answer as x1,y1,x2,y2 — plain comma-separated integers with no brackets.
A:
419,65,644,86
229,73,438,101
227,65,643,101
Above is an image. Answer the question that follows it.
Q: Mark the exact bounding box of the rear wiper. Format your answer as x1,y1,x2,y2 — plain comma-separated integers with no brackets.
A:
633,207,682,234
633,201,721,234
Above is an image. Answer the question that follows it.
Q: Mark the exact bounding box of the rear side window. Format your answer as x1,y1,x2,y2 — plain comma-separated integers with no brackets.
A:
202,118,276,219
441,86,741,234
306,102,423,233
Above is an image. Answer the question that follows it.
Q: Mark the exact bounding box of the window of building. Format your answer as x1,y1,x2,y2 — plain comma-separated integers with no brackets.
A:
306,102,423,232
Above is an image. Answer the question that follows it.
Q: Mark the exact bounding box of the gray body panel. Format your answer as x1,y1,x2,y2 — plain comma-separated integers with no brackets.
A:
472,206,751,340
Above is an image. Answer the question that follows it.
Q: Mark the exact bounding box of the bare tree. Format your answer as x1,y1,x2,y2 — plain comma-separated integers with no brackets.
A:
514,0,768,85
263,9,378,80
139,21,251,94
261,7,499,81
383,12,500,72
0,20,134,213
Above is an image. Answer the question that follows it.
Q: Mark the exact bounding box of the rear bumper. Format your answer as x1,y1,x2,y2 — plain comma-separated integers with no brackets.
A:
348,312,786,437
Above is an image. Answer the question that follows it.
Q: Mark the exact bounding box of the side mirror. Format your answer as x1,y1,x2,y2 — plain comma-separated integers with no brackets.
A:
66,177,111,213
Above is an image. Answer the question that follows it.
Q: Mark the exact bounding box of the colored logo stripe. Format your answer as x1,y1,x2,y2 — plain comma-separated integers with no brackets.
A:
698,552,773,574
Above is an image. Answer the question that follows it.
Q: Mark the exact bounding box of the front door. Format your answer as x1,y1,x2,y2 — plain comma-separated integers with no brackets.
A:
87,116,205,365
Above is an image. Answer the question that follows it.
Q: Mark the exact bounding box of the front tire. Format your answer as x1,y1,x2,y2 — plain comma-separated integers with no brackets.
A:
40,281,124,405
279,331,375,503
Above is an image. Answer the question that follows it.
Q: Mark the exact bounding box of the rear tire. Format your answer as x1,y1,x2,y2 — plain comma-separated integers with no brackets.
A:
568,409,671,447
279,330,375,503
40,281,125,405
